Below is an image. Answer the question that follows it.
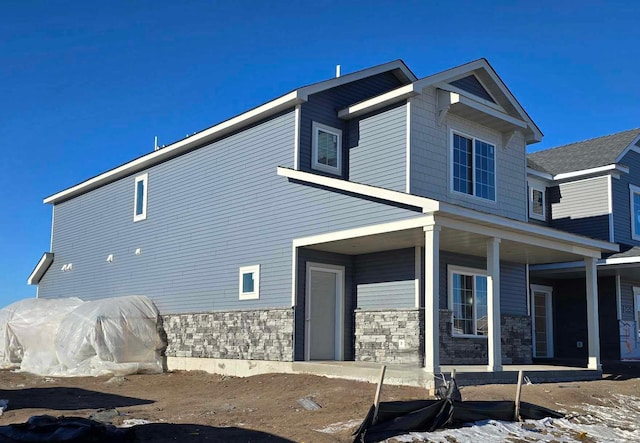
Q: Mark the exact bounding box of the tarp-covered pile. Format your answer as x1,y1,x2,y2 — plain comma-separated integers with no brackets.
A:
0,296,165,377
353,379,564,442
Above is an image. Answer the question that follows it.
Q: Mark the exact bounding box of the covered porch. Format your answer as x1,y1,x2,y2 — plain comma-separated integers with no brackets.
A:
292,207,617,379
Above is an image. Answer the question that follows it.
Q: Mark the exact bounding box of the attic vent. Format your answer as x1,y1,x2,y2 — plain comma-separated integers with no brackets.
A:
450,75,495,103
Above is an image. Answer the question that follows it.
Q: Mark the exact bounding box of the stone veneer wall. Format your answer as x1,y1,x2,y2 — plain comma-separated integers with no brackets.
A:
163,308,294,361
439,309,532,365
354,309,423,365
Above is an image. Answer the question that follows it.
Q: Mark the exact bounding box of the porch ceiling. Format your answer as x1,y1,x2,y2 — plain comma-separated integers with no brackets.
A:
531,262,640,280
301,225,594,265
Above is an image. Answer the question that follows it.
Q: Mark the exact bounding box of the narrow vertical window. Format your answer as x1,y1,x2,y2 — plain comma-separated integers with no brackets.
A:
312,122,342,175
631,185,640,240
529,187,546,220
134,173,148,222
239,265,260,300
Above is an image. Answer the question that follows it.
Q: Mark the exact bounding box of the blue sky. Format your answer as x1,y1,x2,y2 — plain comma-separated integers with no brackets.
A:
1,1,639,305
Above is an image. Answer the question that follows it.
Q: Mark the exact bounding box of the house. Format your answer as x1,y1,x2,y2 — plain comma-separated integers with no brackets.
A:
527,129,640,364
27,59,617,386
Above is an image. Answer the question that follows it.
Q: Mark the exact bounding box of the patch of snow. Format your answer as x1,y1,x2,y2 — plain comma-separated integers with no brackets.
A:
316,419,362,434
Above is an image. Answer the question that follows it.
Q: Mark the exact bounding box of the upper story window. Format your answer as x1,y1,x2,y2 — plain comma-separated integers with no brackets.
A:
529,186,546,220
448,266,488,337
452,132,496,201
312,122,342,175
631,184,640,241
133,173,148,222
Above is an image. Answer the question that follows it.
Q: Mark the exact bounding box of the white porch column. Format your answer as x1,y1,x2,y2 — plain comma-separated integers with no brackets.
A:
487,237,502,372
423,223,440,373
585,257,601,370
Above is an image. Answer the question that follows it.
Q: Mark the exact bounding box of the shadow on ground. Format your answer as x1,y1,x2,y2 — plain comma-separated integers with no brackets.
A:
2,387,154,410
134,423,296,443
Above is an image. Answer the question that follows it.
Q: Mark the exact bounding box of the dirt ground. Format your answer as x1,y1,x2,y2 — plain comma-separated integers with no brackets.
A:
0,369,638,442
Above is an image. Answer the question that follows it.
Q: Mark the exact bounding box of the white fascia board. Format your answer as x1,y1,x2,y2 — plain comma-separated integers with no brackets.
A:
530,255,640,271
603,256,640,266
298,60,416,100
552,164,629,181
455,94,528,129
44,92,304,204
437,201,619,254
277,167,439,212
337,84,418,119
293,215,434,247
434,81,506,113
527,168,553,181
27,252,54,285
614,133,640,163
413,59,543,142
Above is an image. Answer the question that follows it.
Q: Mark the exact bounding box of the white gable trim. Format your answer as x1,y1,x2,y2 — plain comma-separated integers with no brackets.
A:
614,133,640,163
553,164,629,181
28,252,54,285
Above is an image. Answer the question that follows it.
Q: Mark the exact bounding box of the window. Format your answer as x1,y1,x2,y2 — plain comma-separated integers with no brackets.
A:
529,186,546,220
312,122,342,175
452,132,496,201
239,265,260,300
631,184,640,241
448,266,488,337
133,173,148,222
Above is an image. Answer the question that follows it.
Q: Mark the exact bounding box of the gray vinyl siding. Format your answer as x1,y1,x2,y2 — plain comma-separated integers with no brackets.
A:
620,280,640,321
612,151,640,246
409,88,528,221
299,72,403,178
355,248,415,309
38,110,421,314
439,251,527,315
348,104,406,191
549,175,610,241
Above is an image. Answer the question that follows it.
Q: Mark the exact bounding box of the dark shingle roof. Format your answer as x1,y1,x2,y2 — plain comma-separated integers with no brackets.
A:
606,245,640,260
527,128,640,175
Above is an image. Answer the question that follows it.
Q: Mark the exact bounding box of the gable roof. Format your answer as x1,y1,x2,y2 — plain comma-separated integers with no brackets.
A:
338,58,543,144
527,128,640,175
44,60,416,205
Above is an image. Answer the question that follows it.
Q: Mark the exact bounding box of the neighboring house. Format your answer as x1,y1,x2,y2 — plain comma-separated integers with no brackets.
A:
527,129,640,364
27,59,617,384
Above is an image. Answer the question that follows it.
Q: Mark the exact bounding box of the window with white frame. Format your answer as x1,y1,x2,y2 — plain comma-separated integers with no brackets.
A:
448,266,488,337
312,122,342,175
239,265,260,300
529,186,546,220
133,173,148,222
452,132,496,201
631,184,640,241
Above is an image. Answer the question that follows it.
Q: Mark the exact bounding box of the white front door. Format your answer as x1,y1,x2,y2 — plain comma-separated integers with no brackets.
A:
531,285,554,358
305,263,344,361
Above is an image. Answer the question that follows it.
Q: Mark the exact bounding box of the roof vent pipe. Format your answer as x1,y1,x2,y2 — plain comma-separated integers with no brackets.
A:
336,64,341,78
154,136,159,151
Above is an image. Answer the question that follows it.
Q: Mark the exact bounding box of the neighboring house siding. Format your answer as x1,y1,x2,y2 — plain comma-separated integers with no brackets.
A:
612,151,640,246
439,251,527,316
409,87,528,221
549,175,610,241
299,72,404,177
348,104,406,191
355,248,415,309
39,110,421,314
620,280,640,321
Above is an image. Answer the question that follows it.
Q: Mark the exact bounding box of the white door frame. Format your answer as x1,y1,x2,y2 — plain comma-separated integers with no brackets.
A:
305,262,345,361
634,287,640,340
530,284,554,358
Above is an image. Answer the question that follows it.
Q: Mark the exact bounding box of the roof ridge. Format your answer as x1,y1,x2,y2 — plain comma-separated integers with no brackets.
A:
530,128,640,156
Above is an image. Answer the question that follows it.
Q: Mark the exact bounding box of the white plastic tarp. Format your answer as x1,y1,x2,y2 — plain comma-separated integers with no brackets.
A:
0,295,165,377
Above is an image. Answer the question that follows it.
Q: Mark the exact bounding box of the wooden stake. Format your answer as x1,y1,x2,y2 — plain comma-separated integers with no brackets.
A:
514,370,524,421
450,368,456,383
372,365,386,425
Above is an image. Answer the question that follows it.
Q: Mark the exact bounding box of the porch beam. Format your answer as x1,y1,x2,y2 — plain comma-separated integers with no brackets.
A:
423,224,440,374
487,237,502,372
585,257,601,370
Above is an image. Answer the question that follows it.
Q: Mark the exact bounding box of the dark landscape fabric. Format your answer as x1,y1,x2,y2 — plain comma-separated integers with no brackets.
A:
0,415,134,443
353,381,564,442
